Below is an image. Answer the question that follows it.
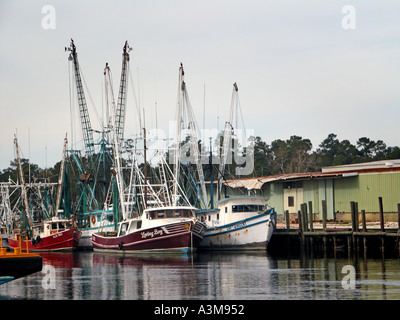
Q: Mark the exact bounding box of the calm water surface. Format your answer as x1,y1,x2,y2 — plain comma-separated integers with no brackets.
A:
1,251,399,300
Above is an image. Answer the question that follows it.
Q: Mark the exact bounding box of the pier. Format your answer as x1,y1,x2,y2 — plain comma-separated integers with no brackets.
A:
268,199,400,257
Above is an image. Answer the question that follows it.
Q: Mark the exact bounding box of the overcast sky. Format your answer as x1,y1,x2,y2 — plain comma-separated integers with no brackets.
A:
0,0,399,171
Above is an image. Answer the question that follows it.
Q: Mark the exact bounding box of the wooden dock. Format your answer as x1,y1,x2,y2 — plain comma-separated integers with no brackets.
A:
268,199,400,257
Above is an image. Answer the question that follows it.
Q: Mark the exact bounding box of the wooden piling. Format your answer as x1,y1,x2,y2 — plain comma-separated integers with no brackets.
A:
308,201,313,232
298,210,305,252
354,202,359,232
361,208,367,254
379,197,385,232
361,209,367,232
304,204,308,231
301,203,308,231
350,202,357,232
285,210,290,230
297,210,303,232
322,200,327,231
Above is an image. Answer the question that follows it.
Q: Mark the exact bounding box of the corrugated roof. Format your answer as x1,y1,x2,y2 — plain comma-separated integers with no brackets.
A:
322,159,400,172
222,165,400,190
223,172,349,190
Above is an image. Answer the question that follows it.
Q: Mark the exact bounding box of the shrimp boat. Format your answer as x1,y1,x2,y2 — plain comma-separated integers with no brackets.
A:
91,132,207,253
77,209,115,249
196,83,277,250
91,154,207,253
8,216,81,252
92,62,211,253
92,206,206,253
8,135,81,252
196,196,276,250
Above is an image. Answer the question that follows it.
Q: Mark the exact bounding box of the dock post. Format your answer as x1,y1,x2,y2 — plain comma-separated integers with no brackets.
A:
354,202,359,232
301,203,308,231
350,202,357,232
354,202,359,254
297,210,302,231
301,204,309,252
298,210,305,253
308,201,313,232
333,236,337,254
322,200,327,231
361,209,367,254
361,209,367,232
285,210,290,230
379,197,385,232
347,235,352,257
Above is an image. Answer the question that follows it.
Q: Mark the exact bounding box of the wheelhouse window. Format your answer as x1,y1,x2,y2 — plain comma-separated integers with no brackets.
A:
119,222,129,236
148,208,193,219
232,205,265,213
182,209,190,217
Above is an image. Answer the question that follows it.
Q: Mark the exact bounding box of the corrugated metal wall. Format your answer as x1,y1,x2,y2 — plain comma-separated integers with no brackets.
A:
207,170,400,219
332,176,359,213
268,183,284,215
327,171,400,214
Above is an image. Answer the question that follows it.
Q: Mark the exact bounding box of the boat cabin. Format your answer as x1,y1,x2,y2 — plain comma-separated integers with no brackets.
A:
145,207,195,220
32,217,73,238
197,196,269,227
116,206,197,237
86,210,114,229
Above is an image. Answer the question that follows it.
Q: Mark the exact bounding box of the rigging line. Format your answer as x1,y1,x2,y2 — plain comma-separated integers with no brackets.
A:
68,60,75,149
128,66,142,134
79,65,102,130
236,96,247,147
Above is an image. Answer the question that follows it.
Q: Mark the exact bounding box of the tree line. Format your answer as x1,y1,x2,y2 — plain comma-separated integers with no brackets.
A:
1,133,400,184
252,133,400,177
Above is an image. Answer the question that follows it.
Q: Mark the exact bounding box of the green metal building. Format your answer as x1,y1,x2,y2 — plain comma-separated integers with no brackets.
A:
212,159,400,222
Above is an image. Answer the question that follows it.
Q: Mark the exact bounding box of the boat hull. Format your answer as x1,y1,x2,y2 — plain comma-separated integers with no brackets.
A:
8,228,82,252
78,224,115,250
92,220,206,254
199,210,277,251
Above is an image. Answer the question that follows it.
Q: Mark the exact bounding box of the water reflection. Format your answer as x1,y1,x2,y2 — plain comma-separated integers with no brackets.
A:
0,251,399,300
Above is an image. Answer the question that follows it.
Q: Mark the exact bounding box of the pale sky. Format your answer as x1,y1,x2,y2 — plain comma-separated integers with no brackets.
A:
1,1,399,171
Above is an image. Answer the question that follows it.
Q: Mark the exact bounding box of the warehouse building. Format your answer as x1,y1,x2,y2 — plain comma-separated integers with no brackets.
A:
216,159,400,222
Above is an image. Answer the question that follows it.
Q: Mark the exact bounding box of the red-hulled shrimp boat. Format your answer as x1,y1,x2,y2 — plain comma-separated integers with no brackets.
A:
92,206,206,254
8,217,81,252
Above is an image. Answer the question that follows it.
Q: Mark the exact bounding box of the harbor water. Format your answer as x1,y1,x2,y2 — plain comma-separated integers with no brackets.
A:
1,251,399,301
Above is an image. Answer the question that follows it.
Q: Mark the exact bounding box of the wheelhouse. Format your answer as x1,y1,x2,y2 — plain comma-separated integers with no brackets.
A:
145,207,196,220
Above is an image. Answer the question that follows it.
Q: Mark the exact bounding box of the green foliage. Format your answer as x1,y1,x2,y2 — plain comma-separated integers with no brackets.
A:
1,133,400,185
251,133,400,177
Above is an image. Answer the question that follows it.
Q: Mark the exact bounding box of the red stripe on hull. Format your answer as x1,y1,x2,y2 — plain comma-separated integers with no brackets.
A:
8,228,82,252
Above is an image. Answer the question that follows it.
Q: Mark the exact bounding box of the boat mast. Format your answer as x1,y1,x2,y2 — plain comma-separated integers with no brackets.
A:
14,134,32,228
143,126,148,209
65,39,95,158
173,64,208,207
217,82,238,200
105,62,127,221
173,64,183,205
55,134,68,217
115,41,132,145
